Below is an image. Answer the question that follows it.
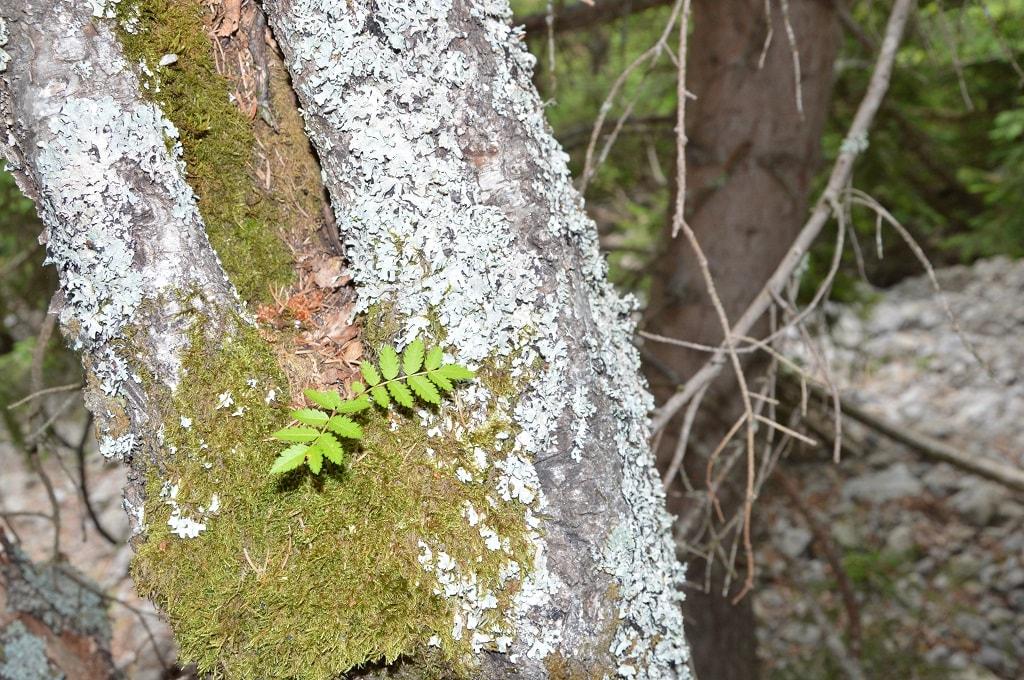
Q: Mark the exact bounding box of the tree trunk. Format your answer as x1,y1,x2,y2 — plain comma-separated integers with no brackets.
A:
643,1,840,678
0,1,690,678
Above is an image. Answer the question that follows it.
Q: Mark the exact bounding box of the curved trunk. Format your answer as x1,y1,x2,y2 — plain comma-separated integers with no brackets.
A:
1,1,690,678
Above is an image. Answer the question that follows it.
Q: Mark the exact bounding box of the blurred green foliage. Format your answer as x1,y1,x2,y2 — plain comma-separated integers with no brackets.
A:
0,167,80,443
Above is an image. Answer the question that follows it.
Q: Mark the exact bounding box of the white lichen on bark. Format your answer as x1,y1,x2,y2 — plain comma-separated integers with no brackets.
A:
262,0,691,676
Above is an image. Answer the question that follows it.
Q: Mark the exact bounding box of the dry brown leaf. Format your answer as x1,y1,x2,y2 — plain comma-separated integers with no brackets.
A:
311,256,350,289
341,340,363,364
215,0,242,38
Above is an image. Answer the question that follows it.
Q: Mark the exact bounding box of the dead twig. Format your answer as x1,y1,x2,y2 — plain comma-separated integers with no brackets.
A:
670,0,692,238
803,380,1024,493
776,469,863,658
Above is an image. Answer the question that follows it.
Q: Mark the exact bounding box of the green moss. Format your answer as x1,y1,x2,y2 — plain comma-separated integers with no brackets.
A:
131,313,534,679
362,301,403,352
115,0,293,303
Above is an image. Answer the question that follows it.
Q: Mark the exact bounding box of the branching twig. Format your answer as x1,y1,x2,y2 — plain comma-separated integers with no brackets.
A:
650,0,916,434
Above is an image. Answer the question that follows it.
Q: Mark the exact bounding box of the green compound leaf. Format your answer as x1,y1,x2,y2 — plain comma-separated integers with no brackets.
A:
327,415,363,440
313,433,344,466
269,341,479,477
273,427,320,443
270,444,308,474
427,370,453,393
304,389,342,411
360,362,381,386
403,338,425,375
306,446,324,474
424,345,444,371
387,380,415,408
407,374,440,405
336,395,372,413
291,408,329,427
370,385,390,408
437,363,475,381
378,345,400,380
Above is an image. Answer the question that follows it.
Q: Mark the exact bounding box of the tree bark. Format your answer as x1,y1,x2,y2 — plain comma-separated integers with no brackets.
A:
1,1,691,677
642,1,840,678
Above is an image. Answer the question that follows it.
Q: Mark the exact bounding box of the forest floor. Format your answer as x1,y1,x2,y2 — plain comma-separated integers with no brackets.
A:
1,258,1021,679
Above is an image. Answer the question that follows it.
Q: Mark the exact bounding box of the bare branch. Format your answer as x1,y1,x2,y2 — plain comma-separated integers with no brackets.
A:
802,380,1024,493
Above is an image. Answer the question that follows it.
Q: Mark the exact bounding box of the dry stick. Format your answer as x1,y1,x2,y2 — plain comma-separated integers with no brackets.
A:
545,0,557,95
5,382,82,410
846,189,993,377
776,470,864,658
779,0,805,118
772,288,844,463
0,245,37,279
804,381,1024,493
74,413,120,545
758,0,775,68
934,1,974,111
670,0,692,238
669,4,760,596
661,381,707,488
650,0,916,435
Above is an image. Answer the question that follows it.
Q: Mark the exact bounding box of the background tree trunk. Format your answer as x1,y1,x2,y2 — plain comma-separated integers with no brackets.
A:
1,1,691,677
642,1,840,678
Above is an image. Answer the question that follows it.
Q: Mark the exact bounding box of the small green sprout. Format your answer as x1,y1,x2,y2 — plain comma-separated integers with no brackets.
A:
269,338,475,475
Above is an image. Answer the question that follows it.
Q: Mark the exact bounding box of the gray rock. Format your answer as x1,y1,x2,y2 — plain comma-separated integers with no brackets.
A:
948,553,980,580
953,666,1002,680
953,613,989,640
777,524,813,559
831,519,861,549
948,651,969,670
997,567,1024,592
949,481,1009,527
885,525,916,553
995,500,1024,522
976,646,1007,671
922,464,960,494
844,463,924,503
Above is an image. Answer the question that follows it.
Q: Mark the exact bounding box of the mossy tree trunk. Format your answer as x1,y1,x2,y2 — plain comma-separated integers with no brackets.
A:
0,1,691,678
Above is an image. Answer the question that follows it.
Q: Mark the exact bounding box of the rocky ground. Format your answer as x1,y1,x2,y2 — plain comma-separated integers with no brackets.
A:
758,257,1024,679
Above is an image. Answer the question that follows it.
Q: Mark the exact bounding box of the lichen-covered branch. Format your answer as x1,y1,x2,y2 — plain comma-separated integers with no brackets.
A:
261,1,691,677
0,0,238,530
